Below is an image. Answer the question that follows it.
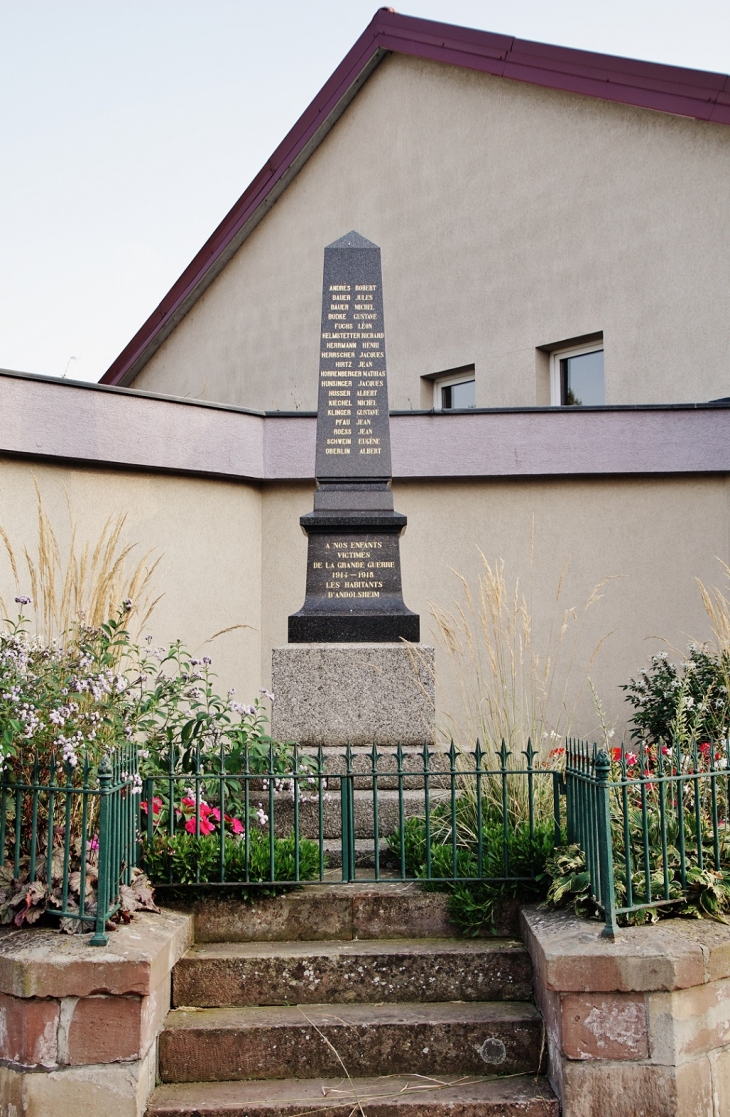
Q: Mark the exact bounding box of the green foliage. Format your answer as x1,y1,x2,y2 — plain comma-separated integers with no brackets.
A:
1,599,308,924
0,601,285,787
142,828,319,895
544,843,730,926
388,801,556,935
544,845,596,918
621,646,730,746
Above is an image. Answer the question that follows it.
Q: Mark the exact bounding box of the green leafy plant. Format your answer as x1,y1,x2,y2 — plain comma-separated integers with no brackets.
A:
621,646,730,746
388,799,556,935
142,828,319,894
545,830,730,927
0,597,303,929
544,845,595,918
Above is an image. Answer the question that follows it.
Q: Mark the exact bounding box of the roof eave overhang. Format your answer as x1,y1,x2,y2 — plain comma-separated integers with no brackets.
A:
101,7,730,388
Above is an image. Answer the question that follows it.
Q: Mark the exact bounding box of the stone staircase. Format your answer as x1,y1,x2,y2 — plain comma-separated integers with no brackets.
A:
146,884,558,1117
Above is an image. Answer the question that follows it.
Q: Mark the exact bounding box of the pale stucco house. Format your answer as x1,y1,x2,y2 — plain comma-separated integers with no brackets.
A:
2,10,730,736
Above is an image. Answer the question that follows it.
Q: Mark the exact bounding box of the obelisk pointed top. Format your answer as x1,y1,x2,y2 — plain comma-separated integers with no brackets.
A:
326,230,379,250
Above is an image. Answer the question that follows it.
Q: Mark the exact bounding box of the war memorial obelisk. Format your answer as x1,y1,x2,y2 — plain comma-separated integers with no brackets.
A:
289,231,418,643
272,232,434,746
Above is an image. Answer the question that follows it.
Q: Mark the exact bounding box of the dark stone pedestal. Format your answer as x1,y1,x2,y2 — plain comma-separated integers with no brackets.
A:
288,507,420,644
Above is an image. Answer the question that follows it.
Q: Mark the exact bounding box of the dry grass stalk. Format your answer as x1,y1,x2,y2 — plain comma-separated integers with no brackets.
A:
697,560,730,655
423,543,617,764
0,481,162,642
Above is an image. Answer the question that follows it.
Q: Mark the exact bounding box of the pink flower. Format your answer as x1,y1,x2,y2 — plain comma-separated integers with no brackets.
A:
88,834,99,851
185,817,215,836
626,753,638,766
230,818,245,835
209,808,221,822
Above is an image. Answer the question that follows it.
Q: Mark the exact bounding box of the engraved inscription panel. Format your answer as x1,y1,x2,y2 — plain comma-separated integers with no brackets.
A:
305,534,403,609
315,237,392,480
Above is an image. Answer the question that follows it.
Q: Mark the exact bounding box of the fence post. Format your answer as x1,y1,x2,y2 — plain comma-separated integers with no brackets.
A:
595,748,617,940
552,771,564,847
90,755,112,947
340,745,355,883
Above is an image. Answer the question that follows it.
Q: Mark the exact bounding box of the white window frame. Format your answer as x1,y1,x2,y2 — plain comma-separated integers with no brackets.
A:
549,341,604,407
433,370,476,411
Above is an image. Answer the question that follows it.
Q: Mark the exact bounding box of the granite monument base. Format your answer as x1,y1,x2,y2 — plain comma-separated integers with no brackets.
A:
271,643,435,746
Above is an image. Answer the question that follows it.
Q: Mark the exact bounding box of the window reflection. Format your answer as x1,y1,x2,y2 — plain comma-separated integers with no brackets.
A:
560,350,604,406
441,379,476,409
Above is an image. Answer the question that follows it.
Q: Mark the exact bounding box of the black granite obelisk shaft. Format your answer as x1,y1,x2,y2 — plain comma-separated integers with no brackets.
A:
288,232,419,643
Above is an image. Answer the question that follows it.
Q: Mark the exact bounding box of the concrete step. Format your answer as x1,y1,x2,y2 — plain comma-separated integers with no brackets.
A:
165,882,521,943
270,788,448,839
146,1073,558,1117
157,1000,544,1083
172,937,533,1007
304,746,454,790
247,745,456,791
321,836,395,868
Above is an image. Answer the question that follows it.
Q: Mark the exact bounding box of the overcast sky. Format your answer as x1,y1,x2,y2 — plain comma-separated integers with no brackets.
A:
1,0,729,384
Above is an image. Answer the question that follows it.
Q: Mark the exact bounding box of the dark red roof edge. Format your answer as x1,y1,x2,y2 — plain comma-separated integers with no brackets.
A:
101,8,730,386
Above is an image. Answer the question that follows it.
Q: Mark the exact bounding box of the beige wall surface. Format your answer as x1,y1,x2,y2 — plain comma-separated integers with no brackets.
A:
2,455,729,745
0,461,263,703
260,475,730,743
131,53,730,411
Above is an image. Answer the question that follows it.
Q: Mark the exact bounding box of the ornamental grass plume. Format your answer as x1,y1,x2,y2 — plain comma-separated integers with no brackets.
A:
404,532,618,830
0,480,162,644
425,536,617,762
697,561,730,681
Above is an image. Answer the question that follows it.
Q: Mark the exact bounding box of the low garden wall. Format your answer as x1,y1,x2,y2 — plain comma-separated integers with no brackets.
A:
523,906,730,1117
0,909,191,1117
2,899,730,1116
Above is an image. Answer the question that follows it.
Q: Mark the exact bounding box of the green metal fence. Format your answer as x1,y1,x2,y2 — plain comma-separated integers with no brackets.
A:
565,737,730,937
141,740,558,891
8,733,727,942
1,745,140,946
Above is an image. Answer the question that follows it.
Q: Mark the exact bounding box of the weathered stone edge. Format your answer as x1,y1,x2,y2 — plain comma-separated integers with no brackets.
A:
520,906,730,993
0,909,193,999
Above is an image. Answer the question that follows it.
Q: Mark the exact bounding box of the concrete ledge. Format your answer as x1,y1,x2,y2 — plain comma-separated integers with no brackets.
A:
522,906,730,1117
165,882,521,943
0,909,192,999
0,909,192,1117
3,370,730,482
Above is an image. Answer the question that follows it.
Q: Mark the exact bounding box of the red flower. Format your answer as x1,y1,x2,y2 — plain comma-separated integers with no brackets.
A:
626,753,638,766
699,742,711,758
140,796,163,815
610,748,622,762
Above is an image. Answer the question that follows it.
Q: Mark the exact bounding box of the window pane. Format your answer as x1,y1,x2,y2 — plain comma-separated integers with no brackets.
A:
442,379,476,409
561,351,604,406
